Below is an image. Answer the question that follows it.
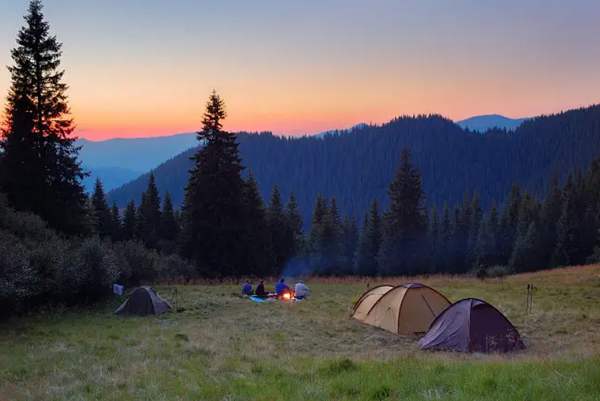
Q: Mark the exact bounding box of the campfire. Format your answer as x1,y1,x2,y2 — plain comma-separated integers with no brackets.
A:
280,289,295,301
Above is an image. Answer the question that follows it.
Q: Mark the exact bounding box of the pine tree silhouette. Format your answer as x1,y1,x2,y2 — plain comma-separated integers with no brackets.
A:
0,0,87,234
180,92,247,276
378,149,428,275
91,179,112,238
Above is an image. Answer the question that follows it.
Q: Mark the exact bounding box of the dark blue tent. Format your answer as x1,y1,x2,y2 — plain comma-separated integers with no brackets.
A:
419,298,525,353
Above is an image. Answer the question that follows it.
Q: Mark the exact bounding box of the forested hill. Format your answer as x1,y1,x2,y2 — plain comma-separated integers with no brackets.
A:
108,105,600,225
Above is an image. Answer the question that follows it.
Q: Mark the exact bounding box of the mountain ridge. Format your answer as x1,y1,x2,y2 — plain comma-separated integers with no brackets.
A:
456,114,527,132
108,105,600,226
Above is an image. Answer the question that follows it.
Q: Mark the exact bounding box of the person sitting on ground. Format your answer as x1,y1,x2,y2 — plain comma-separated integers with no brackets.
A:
241,280,253,296
255,280,268,298
275,278,289,295
294,280,310,299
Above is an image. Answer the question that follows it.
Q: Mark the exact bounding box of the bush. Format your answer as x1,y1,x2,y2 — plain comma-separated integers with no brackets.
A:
64,237,120,303
113,241,161,285
0,231,37,315
0,194,195,317
157,254,195,282
0,198,119,314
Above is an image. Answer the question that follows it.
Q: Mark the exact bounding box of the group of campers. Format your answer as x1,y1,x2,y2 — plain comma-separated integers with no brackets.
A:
241,278,310,299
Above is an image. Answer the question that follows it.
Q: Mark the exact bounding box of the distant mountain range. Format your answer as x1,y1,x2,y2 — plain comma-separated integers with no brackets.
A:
77,125,367,192
456,114,528,132
77,133,197,192
78,115,522,193
77,115,528,193
107,105,600,226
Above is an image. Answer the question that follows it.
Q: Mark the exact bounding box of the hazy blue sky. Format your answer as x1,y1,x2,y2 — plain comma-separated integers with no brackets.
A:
1,0,599,139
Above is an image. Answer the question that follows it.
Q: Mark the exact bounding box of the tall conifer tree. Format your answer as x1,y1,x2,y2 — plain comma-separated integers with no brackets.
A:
122,200,137,241
180,92,246,276
378,149,428,275
137,173,162,249
241,173,272,276
0,0,87,234
340,216,358,274
355,200,382,275
91,179,111,238
285,193,304,257
267,186,292,272
159,192,179,254
110,202,122,241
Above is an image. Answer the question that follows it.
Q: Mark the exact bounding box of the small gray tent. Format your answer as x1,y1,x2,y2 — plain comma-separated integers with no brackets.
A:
419,298,525,353
115,287,172,316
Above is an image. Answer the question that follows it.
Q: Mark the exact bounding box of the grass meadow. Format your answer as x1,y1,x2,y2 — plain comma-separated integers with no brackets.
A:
1,265,600,401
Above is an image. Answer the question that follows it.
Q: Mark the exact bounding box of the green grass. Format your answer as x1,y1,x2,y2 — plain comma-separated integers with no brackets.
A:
2,265,600,400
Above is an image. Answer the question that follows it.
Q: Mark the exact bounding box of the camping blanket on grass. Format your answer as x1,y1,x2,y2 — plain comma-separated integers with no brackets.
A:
249,295,275,303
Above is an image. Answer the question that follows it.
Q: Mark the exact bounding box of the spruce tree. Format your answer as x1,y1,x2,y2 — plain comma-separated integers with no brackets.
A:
498,185,522,264
340,215,358,274
319,198,343,274
241,173,272,276
438,203,452,273
451,193,475,272
378,149,427,275
159,193,179,254
91,179,112,238
110,202,122,241
428,206,440,273
180,92,247,276
285,193,304,257
309,195,328,269
122,200,137,241
267,186,292,272
551,179,577,267
355,200,382,276
474,219,493,269
0,0,87,234
137,173,162,249
510,222,543,272
540,177,563,266
466,193,483,267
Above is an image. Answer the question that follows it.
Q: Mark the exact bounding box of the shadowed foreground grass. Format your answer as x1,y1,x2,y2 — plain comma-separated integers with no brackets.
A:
1,265,600,400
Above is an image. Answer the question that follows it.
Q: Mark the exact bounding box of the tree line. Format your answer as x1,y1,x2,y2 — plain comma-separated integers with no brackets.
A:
301,153,600,277
109,106,600,229
92,112,600,279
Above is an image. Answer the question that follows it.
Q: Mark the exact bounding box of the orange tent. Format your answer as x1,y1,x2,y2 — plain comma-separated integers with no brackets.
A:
352,283,450,335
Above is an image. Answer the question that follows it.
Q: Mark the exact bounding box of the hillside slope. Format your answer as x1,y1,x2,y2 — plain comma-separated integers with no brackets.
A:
109,105,600,224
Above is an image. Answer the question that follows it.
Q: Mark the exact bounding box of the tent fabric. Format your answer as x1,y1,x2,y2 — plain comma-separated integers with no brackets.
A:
352,283,450,335
114,287,172,316
419,298,525,353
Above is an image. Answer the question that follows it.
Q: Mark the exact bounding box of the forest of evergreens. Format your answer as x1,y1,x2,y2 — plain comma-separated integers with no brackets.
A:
109,105,600,227
2,1,600,317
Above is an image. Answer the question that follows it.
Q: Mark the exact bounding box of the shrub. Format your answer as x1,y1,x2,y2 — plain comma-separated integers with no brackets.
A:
112,240,161,285
1,197,121,314
0,231,37,315
64,237,120,303
157,254,195,282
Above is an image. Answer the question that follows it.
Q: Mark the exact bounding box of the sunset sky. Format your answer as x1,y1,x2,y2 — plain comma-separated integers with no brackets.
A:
1,0,600,140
